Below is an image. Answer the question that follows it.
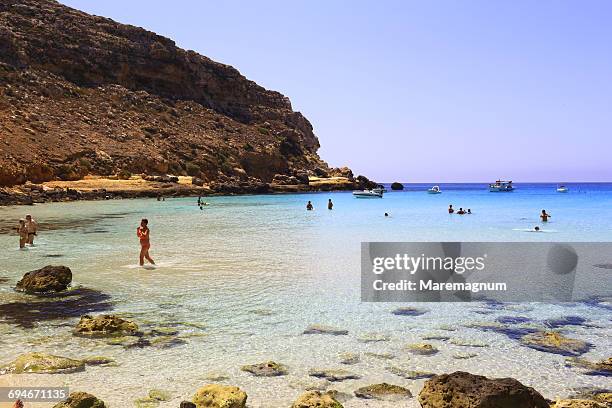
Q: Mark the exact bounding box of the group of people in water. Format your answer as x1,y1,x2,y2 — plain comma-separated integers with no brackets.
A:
306,199,334,211
448,204,472,215
15,214,38,249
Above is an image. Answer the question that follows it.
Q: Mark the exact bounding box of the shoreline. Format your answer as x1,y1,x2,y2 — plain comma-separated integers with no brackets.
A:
0,175,363,207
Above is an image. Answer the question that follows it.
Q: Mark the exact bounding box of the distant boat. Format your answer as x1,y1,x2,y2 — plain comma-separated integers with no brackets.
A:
557,185,569,193
353,188,384,198
489,180,514,192
427,185,442,194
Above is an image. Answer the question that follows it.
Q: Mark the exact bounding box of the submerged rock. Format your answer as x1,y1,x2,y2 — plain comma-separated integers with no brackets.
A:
192,384,247,408
392,307,428,316
16,265,72,293
565,357,611,376
406,342,439,355
148,389,172,401
309,368,361,382
364,352,395,360
0,352,85,374
520,331,591,356
449,338,489,347
357,332,390,343
74,314,139,337
82,356,117,366
202,372,230,382
418,371,548,408
386,366,435,379
291,391,343,408
240,361,288,377
452,352,478,359
303,324,348,335
338,352,360,365
354,383,412,400
52,392,106,408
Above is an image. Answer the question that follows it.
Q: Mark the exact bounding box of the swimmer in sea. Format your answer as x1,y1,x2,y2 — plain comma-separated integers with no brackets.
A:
448,205,454,214
467,209,472,214
457,207,466,215
328,199,333,210
384,212,389,217
534,226,541,232
137,218,155,266
306,201,313,211
540,209,551,222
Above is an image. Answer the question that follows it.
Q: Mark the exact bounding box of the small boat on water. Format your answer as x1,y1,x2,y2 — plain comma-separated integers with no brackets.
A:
427,185,442,194
557,185,569,193
353,187,384,198
489,180,514,192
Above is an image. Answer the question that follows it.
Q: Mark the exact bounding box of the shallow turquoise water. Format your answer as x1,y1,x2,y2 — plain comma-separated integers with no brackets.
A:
0,183,610,407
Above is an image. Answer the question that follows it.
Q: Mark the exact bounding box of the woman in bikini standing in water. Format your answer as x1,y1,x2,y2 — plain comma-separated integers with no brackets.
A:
137,218,155,266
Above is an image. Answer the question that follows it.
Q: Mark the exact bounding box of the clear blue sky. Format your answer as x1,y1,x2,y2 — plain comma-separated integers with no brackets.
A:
62,0,612,182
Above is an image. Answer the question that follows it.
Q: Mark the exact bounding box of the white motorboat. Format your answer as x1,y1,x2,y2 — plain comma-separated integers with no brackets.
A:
353,189,384,198
427,185,442,194
556,185,569,193
489,180,514,192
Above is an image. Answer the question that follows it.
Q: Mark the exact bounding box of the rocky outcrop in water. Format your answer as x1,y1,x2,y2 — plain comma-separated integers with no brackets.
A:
0,352,85,374
0,0,371,191
303,324,348,335
418,371,549,408
354,383,412,401
520,331,591,356
390,182,404,190
74,314,139,337
15,265,72,293
240,361,288,377
52,392,106,408
291,391,343,408
192,384,247,408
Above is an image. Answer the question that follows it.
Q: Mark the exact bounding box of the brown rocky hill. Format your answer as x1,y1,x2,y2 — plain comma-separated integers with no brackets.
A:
0,0,368,190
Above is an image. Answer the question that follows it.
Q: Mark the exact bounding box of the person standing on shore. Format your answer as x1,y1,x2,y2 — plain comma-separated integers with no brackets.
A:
25,214,38,245
137,219,155,266
17,219,28,249
328,199,333,210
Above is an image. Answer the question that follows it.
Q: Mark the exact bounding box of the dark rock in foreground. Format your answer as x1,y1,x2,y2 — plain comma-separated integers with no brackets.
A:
52,392,106,408
418,371,548,408
16,265,72,293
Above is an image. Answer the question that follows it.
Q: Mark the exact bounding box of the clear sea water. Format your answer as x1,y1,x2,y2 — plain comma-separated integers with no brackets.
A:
0,183,610,407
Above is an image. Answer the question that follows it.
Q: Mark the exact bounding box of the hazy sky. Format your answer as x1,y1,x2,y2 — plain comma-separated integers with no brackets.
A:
61,0,612,182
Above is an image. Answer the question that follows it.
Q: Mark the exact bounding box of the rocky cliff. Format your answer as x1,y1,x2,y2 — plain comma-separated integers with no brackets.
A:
0,0,366,190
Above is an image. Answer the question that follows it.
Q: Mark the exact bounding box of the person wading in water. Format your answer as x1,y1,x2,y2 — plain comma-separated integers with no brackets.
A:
137,218,155,266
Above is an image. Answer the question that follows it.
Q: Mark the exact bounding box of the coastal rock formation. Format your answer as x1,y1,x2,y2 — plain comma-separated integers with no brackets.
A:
74,314,139,337
240,361,288,377
0,0,372,193
192,384,247,408
418,371,548,408
52,392,106,408
391,182,404,190
386,366,436,379
354,383,412,400
309,368,361,382
0,352,85,374
15,265,72,293
291,391,343,408
338,352,360,365
303,324,348,335
520,331,591,356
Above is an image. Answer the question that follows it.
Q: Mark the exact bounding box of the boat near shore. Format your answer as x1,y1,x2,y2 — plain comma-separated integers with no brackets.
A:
353,187,384,198
489,180,514,192
428,185,442,194
557,185,569,193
